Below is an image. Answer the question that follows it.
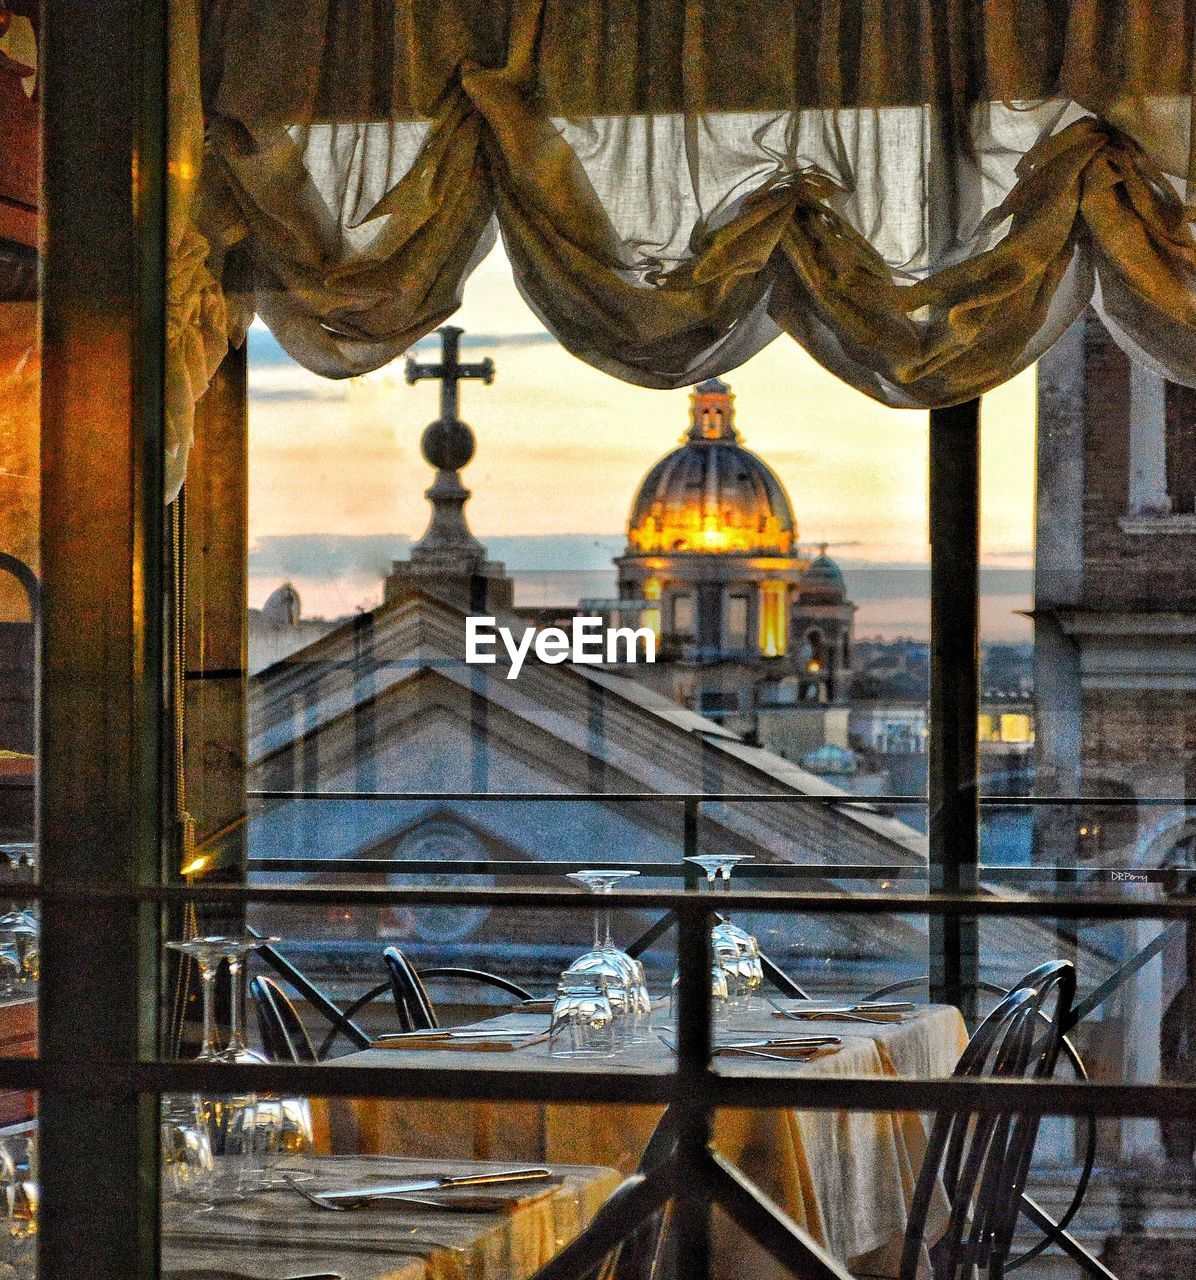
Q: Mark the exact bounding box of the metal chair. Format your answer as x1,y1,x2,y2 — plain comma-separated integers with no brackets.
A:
312,944,537,1056
897,962,1076,1280
866,960,1094,1271
382,944,536,1032
527,1106,679,1280
250,974,318,1064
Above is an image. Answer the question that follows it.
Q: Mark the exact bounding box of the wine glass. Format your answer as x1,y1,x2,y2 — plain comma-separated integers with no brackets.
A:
164,935,280,1196
161,1094,215,1207
563,870,651,1044
684,855,764,1008
549,982,620,1058
0,912,37,987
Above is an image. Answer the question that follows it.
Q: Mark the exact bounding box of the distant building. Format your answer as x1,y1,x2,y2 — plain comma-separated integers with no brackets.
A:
610,378,855,742
1034,308,1196,1173
248,584,347,674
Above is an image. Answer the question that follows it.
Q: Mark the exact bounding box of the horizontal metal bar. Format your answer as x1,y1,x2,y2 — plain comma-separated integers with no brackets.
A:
7,881,1196,919
248,789,925,805
245,857,1182,887
247,857,926,880
0,1058,1195,1120
246,789,1194,807
139,885,1196,920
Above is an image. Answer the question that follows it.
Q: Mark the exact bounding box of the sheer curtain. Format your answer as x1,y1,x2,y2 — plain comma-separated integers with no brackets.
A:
172,0,1196,488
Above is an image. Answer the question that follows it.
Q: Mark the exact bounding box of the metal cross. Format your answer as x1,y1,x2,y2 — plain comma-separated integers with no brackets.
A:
405,325,495,422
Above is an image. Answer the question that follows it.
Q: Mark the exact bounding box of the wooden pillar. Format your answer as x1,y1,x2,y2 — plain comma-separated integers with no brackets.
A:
182,342,249,880
39,0,166,1274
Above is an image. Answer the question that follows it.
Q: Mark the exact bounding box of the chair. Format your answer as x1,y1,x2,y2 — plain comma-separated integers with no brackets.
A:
866,960,1093,1271
896,961,1076,1280
382,944,536,1032
527,1106,678,1280
250,975,318,1063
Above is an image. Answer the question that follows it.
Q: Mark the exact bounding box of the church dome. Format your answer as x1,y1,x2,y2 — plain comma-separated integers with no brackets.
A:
261,583,301,625
800,547,846,602
627,379,797,555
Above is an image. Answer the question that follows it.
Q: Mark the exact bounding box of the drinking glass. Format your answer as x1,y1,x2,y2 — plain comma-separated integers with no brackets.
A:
161,1094,215,1206
0,912,37,987
251,1094,316,1188
684,854,764,1007
549,983,620,1057
668,960,730,1028
0,1132,34,1279
564,870,651,1044
164,935,281,1196
1,1135,35,1240
0,940,21,997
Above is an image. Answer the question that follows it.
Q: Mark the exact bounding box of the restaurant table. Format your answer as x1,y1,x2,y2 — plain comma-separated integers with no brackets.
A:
0,993,35,1126
161,1154,621,1280
331,999,969,1279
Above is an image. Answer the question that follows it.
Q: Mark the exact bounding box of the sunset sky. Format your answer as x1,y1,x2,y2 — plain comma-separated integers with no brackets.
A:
247,243,1038,639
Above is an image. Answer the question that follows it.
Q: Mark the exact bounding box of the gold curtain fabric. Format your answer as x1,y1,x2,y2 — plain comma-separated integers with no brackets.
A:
181,0,1196,443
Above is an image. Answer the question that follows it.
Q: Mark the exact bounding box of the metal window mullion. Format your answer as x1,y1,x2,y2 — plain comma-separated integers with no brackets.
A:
928,400,981,1021
39,0,167,1277
674,902,714,1280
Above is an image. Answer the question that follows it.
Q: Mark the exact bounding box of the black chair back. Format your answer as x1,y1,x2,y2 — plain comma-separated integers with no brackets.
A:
899,960,1076,1280
383,945,439,1032
250,975,318,1064
537,1106,678,1280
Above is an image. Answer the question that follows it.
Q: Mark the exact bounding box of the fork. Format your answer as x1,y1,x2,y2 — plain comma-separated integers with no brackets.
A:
284,1175,432,1213
767,997,904,1025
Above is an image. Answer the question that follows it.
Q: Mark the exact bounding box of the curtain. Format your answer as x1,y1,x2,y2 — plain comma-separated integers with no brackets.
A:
167,0,228,499
179,0,1196,459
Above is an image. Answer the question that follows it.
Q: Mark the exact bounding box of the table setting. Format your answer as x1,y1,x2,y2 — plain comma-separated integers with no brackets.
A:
161,1154,621,1280
334,857,970,1279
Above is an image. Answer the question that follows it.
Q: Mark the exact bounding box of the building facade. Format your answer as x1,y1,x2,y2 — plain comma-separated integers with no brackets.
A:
613,378,855,738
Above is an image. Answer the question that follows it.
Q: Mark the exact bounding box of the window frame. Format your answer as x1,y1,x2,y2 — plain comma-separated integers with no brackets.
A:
17,7,1196,1280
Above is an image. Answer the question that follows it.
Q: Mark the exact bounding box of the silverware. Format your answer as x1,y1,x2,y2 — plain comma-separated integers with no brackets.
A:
720,1035,841,1050
166,1271,343,1280
285,1167,553,1210
767,997,914,1024
717,1045,824,1062
655,1030,840,1053
376,1027,538,1041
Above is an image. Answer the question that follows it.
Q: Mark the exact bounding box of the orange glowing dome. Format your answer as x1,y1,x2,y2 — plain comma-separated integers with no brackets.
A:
626,379,797,555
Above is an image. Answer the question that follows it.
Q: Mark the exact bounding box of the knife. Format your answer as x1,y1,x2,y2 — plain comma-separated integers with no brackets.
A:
315,1166,553,1203
376,1028,538,1040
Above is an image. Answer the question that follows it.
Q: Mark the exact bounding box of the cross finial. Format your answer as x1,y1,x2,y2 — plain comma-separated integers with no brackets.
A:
405,325,495,423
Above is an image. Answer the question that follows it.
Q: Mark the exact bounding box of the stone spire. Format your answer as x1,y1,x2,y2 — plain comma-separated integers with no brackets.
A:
385,326,512,610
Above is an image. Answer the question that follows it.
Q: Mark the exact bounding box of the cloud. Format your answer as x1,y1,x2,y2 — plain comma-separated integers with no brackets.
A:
249,533,410,580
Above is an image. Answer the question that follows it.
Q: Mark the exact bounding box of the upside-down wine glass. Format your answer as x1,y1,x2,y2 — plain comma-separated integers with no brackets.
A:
165,935,280,1198
684,854,764,1011
550,870,651,1055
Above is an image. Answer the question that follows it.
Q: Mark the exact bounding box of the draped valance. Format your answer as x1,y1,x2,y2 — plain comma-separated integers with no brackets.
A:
167,0,1196,495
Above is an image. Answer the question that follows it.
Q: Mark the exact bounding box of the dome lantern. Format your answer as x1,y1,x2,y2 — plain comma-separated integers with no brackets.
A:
626,378,797,555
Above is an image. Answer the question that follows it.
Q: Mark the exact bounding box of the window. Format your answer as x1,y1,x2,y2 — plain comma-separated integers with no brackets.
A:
725,594,748,649
20,8,1196,1280
671,593,694,638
